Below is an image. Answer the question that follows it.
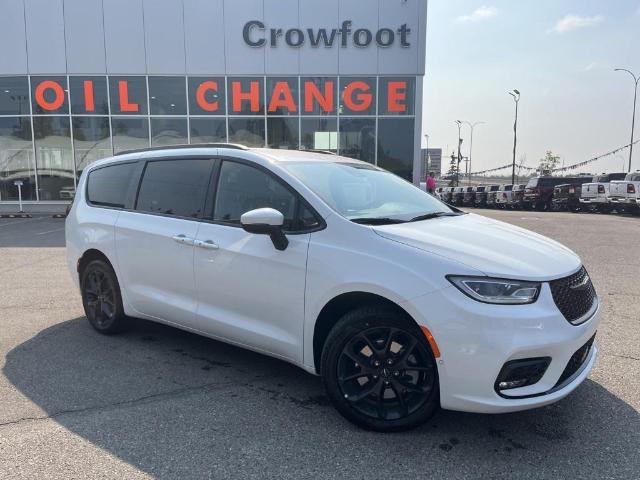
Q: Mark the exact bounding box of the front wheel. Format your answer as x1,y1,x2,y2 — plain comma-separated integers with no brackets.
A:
321,307,439,432
81,259,127,334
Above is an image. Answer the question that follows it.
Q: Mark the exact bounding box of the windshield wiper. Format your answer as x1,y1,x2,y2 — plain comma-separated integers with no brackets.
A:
350,217,408,225
408,212,463,222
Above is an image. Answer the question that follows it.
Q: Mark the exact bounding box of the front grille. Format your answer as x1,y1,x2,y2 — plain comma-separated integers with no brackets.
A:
554,334,596,387
549,266,597,324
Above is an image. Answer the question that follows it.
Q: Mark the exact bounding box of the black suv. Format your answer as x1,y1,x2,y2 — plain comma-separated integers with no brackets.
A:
552,184,582,212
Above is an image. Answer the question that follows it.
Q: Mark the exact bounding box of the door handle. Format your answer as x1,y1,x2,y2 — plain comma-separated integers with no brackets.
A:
194,239,219,250
172,234,195,245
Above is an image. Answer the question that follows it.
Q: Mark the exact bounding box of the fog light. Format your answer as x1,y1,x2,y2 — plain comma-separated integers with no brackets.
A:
495,357,551,393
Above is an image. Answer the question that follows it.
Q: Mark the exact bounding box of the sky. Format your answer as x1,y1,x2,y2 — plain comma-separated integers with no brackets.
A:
422,0,640,175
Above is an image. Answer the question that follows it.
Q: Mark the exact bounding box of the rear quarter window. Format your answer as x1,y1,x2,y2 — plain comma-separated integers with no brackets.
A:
87,162,137,208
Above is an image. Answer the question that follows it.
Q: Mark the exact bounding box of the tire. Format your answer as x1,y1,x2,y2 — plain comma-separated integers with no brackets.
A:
80,259,127,334
321,306,439,432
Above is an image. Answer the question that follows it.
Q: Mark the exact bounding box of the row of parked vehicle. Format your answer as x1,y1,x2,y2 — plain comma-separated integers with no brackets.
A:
431,171,640,214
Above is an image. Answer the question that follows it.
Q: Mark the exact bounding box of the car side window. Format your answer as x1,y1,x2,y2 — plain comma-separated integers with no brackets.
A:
136,159,212,218
87,162,136,208
213,160,318,232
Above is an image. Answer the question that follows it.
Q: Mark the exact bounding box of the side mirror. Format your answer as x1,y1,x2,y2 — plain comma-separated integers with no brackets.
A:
240,208,289,251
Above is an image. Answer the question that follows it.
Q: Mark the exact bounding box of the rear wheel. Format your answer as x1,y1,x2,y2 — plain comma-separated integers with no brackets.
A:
321,307,439,432
81,259,127,334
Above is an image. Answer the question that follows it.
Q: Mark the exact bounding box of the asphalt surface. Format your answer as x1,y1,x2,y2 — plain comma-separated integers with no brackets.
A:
0,210,639,479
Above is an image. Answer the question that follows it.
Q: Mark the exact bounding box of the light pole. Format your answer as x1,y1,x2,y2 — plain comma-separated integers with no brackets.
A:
423,133,430,179
454,120,463,186
508,90,520,185
614,68,639,172
463,121,485,184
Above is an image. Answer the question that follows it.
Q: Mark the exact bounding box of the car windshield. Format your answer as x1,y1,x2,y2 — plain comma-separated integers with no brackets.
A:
526,178,539,188
281,161,454,222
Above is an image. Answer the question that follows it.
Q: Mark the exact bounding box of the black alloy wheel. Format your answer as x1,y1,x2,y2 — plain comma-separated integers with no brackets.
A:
81,259,127,334
322,307,439,432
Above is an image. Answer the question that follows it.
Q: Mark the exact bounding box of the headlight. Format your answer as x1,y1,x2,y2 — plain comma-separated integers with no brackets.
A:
447,276,541,304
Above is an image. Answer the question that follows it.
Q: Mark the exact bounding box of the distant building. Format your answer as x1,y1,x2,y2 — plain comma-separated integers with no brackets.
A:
421,148,442,179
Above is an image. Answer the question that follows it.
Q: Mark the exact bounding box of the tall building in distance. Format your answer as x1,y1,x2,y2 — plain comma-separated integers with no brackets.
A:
420,148,443,179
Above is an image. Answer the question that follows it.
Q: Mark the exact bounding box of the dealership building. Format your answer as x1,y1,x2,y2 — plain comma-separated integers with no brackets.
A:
0,0,427,207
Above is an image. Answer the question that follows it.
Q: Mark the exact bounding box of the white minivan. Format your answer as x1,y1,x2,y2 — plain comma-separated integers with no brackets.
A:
66,145,600,431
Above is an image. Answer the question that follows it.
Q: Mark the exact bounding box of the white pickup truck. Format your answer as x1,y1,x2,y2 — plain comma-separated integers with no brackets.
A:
609,172,640,213
579,173,627,212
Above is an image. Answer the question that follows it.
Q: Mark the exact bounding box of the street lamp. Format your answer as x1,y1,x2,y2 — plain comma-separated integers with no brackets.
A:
454,120,463,186
424,133,430,179
462,121,485,184
614,68,639,172
508,90,520,185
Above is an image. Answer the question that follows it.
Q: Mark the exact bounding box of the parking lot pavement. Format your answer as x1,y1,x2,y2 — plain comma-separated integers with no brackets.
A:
0,210,638,479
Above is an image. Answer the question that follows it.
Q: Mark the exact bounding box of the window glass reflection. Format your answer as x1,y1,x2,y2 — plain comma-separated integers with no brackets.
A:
33,116,74,200
31,77,69,115
190,118,227,144
72,117,111,176
69,76,109,115
300,118,337,151
109,76,148,115
189,77,226,115
0,117,36,201
377,118,415,181
149,77,187,115
112,117,149,154
267,117,298,149
151,118,188,147
228,118,265,147
339,118,375,163
0,77,30,115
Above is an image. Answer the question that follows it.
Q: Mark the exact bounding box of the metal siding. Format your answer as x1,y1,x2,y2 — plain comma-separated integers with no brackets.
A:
298,0,339,75
223,0,264,74
183,0,226,74
337,0,378,75
143,0,186,74
377,0,419,75
264,0,299,74
24,0,67,74
64,0,106,74
103,0,147,74
0,0,28,74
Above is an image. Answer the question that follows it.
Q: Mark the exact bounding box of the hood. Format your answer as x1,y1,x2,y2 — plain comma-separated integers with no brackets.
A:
373,213,581,281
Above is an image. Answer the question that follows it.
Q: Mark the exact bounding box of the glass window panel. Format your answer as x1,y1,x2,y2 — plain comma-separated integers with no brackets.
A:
378,77,415,115
267,117,299,149
266,77,298,116
0,117,36,201
136,159,212,218
69,76,109,115
339,77,376,116
227,77,264,115
112,117,149,154
0,77,30,115
339,118,375,164
87,162,136,208
214,161,297,230
31,76,69,115
151,118,188,146
301,77,337,115
72,117,112,176
228,117,265,147
109,76,148,115
148,77,187,115
190,118,227,144
33,116,74,200
377,118,415,181
300,118,337,151
188,77,225,115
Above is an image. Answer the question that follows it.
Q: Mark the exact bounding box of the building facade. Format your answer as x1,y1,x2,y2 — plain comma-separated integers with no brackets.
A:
0,0,427,205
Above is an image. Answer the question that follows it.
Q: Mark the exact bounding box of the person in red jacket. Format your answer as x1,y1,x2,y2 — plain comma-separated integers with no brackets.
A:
426,172,436,194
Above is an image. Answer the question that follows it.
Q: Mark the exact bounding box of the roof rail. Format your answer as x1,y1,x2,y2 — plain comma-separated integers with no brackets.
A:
114,143,249,156
302,149,337,155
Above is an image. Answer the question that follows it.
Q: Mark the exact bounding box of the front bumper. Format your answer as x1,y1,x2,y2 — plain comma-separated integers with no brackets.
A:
404,282,600,413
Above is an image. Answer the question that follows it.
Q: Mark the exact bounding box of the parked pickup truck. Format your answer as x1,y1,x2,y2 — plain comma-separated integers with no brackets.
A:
509,184,527,209
551,184,582,212
494,184,513,209
579,173,627,212
485,185,501,208
609,172,640,213
523,175,593,211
